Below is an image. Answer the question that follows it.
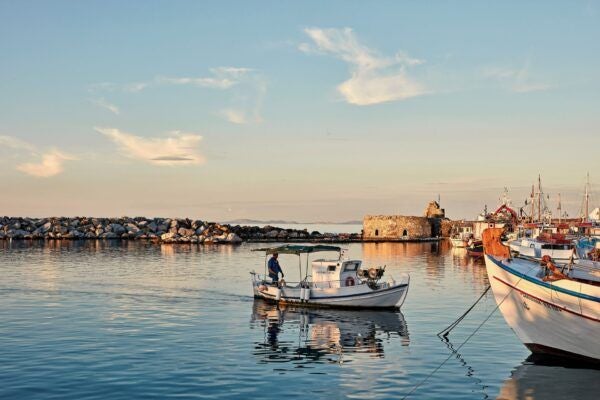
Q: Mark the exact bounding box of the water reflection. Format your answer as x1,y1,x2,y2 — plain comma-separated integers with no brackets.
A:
250,300,409,364
497,355,600,400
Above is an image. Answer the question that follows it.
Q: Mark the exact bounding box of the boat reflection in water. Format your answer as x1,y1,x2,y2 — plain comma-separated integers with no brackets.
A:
497,354,599,400
250,300,409,364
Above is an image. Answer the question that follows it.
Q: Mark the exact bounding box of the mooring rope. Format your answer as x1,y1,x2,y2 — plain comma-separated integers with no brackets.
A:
401,260,538,400
437,285,491,338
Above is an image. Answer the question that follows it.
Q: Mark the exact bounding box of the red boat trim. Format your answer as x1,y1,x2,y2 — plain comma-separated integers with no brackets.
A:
525,343,600,364
493,276,600,323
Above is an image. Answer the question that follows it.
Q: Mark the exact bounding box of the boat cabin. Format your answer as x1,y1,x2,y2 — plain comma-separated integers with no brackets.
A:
311,259,363,287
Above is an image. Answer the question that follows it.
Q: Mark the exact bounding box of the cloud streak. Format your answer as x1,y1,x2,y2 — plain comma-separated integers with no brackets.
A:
483,62,551,93
156,67,252,90
16,151,75,178
300,27,426,105
90,98,120,115
95,127,205,166
1,135,75,177
90,67,253,93
89,66,265,124
0,135,37,151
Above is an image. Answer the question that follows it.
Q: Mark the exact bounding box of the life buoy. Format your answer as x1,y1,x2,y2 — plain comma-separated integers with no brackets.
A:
345,276,355,286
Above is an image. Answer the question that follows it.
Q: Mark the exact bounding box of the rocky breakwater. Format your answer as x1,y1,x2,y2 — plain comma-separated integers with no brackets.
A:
0,217,361,244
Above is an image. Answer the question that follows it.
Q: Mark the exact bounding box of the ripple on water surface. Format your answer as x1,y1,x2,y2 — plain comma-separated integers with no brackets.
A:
0,240,598,399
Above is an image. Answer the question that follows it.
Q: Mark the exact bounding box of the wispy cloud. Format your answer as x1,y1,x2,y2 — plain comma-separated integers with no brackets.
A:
1,135,75,177
90,67,253,93
16,150,76,178
483,61,551,93
0,135,37,151
300,27,426,105
95,127,205,166
89,66,266,124
156,67,252,90
220,109,249,124
90,98,120,115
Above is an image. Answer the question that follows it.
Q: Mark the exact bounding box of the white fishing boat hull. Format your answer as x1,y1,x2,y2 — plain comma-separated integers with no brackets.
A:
508,239,574,261
484,254,600,362
251,275,410,309
450,238,468,248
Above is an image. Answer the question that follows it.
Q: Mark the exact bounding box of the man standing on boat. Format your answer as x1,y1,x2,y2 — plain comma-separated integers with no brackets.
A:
268,253,284,284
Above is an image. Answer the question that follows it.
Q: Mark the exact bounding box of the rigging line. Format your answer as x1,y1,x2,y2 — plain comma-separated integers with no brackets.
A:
437,285,491,338
401,261,537,400
440,334,488,398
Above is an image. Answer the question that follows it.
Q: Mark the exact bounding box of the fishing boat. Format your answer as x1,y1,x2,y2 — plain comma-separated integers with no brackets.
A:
250,244,410,309
576,237,600,259
508,234,575,261
449,225,473,248
483,228,600,363
466,239,484,257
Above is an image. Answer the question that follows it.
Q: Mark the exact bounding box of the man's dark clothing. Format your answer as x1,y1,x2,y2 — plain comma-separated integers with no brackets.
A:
268,257,283,281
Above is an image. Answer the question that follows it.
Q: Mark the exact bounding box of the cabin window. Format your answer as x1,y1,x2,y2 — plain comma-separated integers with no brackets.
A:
343,263,358,272
375,229,379,236
328,265,336,272
402,229,408,236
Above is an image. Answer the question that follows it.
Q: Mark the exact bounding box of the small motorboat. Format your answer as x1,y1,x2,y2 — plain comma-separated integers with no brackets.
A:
250,244,409,309
449,225,473,248
483,228,600,363
466,239,484,257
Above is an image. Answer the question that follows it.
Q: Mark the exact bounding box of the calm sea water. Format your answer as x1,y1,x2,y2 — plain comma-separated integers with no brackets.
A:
1,238,598,399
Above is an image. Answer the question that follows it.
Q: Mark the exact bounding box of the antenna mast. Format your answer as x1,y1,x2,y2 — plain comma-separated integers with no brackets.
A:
557,193,562,224
530,184,535,223
585,172,590,222
537,174,542,223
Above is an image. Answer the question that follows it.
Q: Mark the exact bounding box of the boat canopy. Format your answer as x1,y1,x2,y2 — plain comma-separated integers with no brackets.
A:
252,244,341,255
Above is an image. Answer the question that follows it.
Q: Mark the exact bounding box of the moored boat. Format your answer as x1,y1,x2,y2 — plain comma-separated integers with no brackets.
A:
449,223,473,248
483,228,600,363
508,234,575,261
250,244,409,309
466,239,484,257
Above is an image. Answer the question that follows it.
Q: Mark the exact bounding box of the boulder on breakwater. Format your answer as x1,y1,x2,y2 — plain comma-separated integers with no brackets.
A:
0,217,361,244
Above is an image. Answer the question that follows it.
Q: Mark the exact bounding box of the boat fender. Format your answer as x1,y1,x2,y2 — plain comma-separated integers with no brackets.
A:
368,268,379,280
300,287,306,301
303,288,310,301
345,276,355,286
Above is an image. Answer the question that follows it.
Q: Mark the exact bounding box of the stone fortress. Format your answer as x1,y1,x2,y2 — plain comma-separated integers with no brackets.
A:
363,201,453,241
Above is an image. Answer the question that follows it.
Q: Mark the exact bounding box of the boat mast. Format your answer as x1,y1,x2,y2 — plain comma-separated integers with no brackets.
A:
530,184,535,223
585,172,590,222
537,174,542,223
557,193,562,224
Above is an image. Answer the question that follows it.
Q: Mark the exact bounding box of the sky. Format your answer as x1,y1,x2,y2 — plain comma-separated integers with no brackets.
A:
1,1,599,221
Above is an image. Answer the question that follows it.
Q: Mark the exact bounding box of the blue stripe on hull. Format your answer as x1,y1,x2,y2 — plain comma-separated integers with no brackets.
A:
488,256,600,303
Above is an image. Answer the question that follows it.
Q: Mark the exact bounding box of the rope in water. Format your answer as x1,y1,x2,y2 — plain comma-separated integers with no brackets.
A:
437,285,491,338
401,261,538,400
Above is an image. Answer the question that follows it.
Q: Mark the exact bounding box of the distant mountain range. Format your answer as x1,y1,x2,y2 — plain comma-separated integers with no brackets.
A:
226,219,362,225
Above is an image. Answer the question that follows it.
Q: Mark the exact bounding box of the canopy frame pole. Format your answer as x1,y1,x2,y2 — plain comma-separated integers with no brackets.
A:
264,254,268,279
305,253,309,281
298,254,301,284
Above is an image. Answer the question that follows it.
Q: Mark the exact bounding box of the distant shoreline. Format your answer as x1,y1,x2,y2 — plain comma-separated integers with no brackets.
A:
225,219,362,225
0,216,447,244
